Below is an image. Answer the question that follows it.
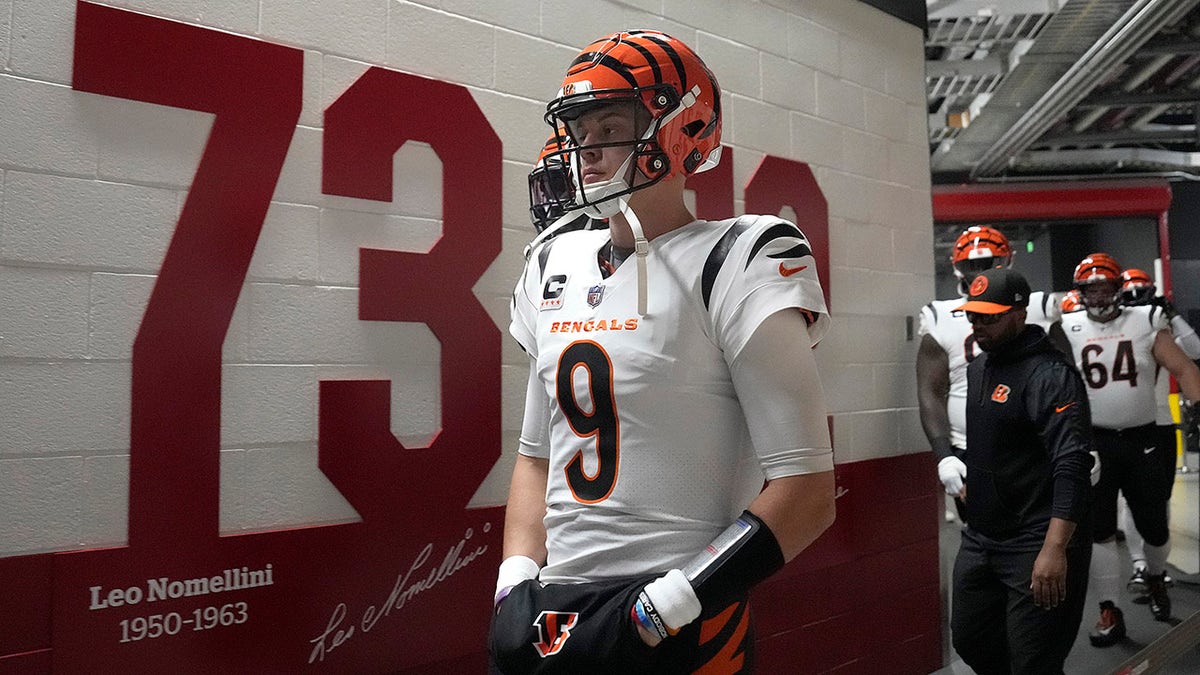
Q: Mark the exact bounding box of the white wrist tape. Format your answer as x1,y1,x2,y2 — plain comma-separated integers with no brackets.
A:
641,569,701,631
494,555,540,606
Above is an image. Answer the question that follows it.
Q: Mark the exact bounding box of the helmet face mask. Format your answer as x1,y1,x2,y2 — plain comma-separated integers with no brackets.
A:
544,31,722,218
1120,268,1156,307
1073,253,1123,320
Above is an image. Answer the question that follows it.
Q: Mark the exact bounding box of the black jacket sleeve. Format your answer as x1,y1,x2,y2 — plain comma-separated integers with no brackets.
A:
1025,357,1093,524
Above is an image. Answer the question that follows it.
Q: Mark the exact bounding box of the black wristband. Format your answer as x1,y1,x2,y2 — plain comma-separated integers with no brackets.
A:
681,510,784,610
931,437,954,462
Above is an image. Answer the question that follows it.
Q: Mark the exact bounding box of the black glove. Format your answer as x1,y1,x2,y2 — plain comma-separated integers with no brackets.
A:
1153,296,1178,320
1182,399,1199,453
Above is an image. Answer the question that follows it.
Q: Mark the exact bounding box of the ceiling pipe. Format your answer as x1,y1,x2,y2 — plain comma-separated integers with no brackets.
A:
971,0,1200,178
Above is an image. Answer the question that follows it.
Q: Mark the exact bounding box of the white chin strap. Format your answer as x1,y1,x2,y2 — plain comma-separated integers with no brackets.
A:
618,198,649,316
523,212,589,259
578,151,635,219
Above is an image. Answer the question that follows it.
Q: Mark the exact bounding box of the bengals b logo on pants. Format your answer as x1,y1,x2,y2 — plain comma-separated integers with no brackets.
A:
488,575,755,674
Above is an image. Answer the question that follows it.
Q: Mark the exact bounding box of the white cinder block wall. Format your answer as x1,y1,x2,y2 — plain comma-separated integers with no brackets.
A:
0,0,933,557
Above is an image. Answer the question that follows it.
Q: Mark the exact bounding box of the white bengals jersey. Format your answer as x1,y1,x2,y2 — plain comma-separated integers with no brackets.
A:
1062,304,1168,430
918,290,1060,448
510,215,830,585
1156,315,1200,424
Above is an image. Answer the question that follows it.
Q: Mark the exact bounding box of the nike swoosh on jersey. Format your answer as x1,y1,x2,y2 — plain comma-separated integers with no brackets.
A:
1055,402,1077,413
778,262,808,277
1144,447,1155,454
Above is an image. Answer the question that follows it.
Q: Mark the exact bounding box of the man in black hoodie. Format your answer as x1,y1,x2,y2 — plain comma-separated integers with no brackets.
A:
951,268,1095,675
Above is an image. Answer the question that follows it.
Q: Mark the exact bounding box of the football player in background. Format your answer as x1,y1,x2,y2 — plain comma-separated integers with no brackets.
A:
524,129,606,258
1061,254,1200,646
1114,268,1200,604
917,226,1071,522
490,30,835,674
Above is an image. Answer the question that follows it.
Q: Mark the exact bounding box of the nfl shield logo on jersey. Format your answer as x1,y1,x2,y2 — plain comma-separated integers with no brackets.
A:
587,284,604,308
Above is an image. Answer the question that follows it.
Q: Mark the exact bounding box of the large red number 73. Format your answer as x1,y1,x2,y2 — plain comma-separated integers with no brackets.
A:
72,0,501,545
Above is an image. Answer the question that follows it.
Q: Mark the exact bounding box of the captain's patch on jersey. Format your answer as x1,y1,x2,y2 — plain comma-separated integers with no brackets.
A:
541,273,568,310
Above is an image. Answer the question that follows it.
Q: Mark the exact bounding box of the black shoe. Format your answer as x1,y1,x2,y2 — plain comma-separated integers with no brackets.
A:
1148,575,1171,621
1089,601,1126,647
1128,567,1149,594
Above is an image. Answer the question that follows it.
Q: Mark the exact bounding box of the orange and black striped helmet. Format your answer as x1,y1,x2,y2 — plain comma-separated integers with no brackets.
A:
544,31,722,212
1120,267,1155,306
1060,289,1083,313
1074,252,1123,317
1073,253,1122,286
951,225,1011,294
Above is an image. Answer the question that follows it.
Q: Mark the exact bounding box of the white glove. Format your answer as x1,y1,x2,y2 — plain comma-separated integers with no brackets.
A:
937,456,967,497
1090,451,1101,487
494,555,540,607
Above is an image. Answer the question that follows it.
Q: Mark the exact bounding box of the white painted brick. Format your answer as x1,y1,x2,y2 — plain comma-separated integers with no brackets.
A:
107,1,259,34
502,157,538,231
874,362,917,409
0,266,89,358
8,0,71,83
906,102,931,146
694,33,760,99
839,34,888,93
537,1,636,50
730,95,789,156
471,88,551,166
896,409,930,456
94,97,212,189
495,29,577,101
789,111,842,170
762,51,816,116
816,313,912,367
621,18,699,50
223,285,253,363
438,0,540,34
863,89,908,142
887,141,933,190
842,127,887,181
886,37,927,105
249,202,320,282
318,209,441,285
386,3,494,88
816,168,870,224
815,71,865,131
0,363,131,455
316,364,441,445
0,0,11,68
476,227,533,307
320,55,372,127
0,76,99,176
467,433,517,508
816,362,872,413
81,453,129,547
272,125,322,207
261,0,388,62
663,0,789,59
788,15,840,75
500,361,527,433
220,444,360,532
830,218,890,274
299,50,325,128
221,365,316,446
1,171,178,270
89,273,154,359
835,409,897,463
0,456,84,555
243,282,442,366
798,0,895,41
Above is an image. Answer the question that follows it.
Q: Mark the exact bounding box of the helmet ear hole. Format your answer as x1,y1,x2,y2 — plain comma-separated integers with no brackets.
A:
682,120,705,137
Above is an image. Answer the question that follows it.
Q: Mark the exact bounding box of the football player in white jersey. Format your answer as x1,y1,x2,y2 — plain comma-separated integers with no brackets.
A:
1115,268,1200,601
917,226,1070,522
490,31,835,674
1061,254,1200,646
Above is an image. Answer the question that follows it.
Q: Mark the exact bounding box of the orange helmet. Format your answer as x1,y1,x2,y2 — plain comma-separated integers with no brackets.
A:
1120,268,1155,306
1074,253,1123,319
544,30,722,217
1060,289,1083,313
951,226,1012,295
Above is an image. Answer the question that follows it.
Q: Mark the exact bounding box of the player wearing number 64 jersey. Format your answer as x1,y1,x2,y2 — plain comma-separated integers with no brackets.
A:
1060,253,1200,646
